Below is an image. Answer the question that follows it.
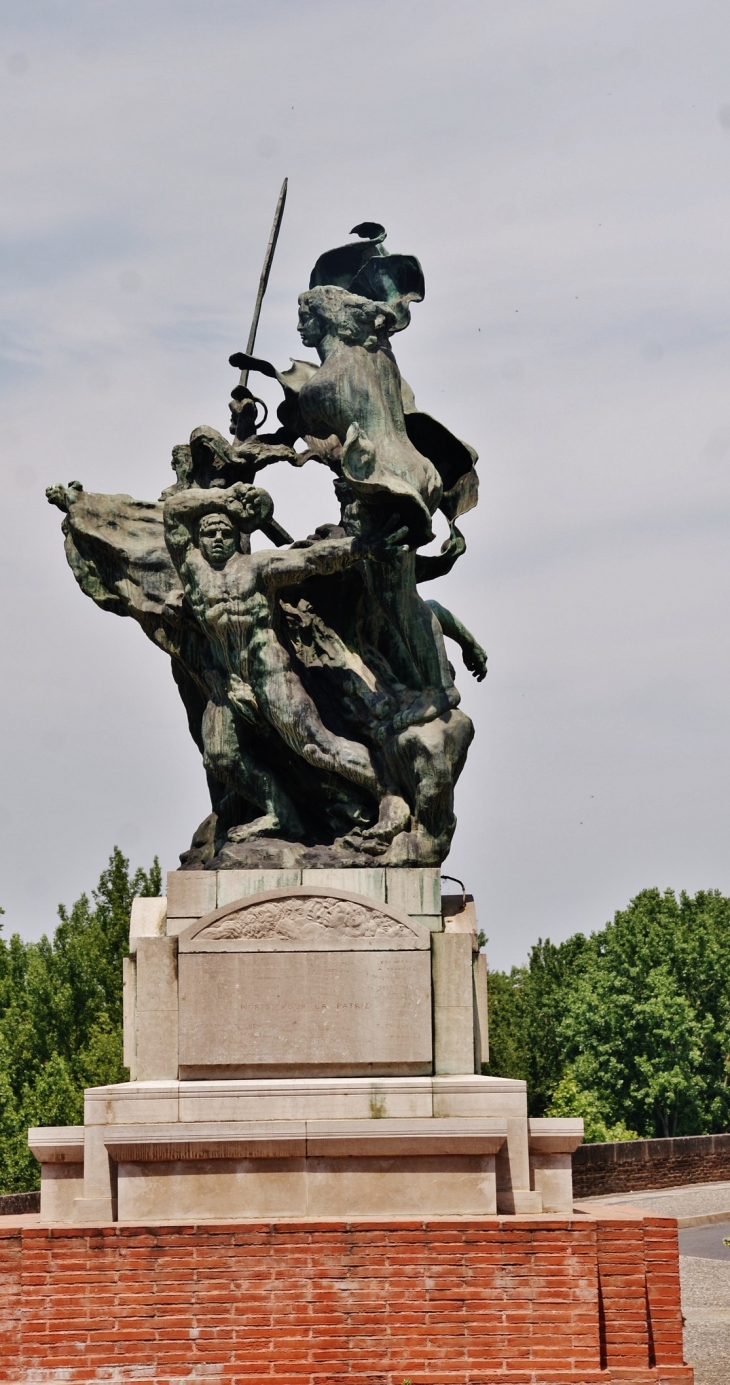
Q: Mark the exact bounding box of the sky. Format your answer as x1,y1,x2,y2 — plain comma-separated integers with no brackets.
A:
1,0,730,969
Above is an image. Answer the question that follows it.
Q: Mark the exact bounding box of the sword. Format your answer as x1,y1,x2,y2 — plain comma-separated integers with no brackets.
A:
230,178,288,440
242,177,288,384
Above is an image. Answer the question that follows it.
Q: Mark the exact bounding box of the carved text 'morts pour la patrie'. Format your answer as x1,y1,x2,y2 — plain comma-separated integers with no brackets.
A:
47,209,486,870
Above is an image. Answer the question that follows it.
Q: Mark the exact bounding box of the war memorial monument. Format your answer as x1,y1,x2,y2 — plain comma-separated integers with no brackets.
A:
3,188,691,1382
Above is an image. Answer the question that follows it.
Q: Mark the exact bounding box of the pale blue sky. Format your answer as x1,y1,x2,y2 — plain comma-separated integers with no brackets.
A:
2,0,730,967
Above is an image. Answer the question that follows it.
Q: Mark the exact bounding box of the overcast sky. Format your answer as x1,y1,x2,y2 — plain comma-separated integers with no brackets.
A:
2,0,730,969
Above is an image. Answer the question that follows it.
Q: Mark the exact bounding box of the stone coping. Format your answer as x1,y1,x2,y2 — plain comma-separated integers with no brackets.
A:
102,1116,509,1163
28,1126,84,1163
528,1117,584,1153
0,1206,665,1232
83,1074,529,1100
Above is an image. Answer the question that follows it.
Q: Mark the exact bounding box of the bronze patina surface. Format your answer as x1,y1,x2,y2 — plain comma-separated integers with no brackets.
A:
47,219,486,869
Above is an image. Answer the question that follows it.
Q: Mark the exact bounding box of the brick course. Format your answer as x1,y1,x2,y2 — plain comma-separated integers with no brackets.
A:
0,1212,691,1384
573,1132,730,1197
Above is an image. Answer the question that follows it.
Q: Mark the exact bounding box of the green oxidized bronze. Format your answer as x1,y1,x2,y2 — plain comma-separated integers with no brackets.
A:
47,220,486,869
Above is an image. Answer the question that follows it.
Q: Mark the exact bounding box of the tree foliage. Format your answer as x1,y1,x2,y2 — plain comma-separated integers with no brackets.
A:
484,887,730,1141
0,848,160,1193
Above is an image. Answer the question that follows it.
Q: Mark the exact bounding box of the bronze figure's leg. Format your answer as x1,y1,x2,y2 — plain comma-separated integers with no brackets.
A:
251,643,382,803
201,699,304,842
387,708,474,853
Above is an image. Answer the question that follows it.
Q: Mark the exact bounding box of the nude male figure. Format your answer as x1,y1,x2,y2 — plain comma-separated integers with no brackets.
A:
163,481,409,842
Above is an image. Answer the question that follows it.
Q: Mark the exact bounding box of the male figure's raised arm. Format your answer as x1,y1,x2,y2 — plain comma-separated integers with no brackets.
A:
163,486,239,526
258,536,359,591
260,521,410,592
163,492,200,569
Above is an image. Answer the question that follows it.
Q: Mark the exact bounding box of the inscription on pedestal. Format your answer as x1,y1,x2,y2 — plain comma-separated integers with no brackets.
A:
177,887,433,1078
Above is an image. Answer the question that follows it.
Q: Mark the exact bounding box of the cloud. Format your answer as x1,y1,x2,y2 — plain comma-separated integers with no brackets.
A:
2,0,730,966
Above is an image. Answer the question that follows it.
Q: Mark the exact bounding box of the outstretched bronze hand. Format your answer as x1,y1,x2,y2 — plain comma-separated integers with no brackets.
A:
355,516,410,563
425,597,487,682
462,639,487,682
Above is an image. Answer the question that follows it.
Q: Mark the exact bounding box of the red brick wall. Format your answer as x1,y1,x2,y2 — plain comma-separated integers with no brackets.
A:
573,1132,730,1197
643,1218,687,1367
0,1213,691,1384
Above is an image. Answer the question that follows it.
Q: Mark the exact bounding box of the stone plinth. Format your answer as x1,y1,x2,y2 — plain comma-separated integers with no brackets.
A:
30,1076,583,1224
165,865,443,932
109,1117,506,1221
0,1209,693,1383
123,871,483,1082
34,872,584,1226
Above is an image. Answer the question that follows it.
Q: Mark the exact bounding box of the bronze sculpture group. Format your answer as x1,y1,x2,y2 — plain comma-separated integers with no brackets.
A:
47,213,486,868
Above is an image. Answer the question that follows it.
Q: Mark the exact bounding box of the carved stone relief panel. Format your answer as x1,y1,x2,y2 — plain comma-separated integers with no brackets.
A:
178,887,431,952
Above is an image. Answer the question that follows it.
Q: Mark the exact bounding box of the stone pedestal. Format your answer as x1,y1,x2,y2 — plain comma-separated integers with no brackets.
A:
31,869,582,1223
125,868,487,1084
22,869,694,1381
31,1073,572,1222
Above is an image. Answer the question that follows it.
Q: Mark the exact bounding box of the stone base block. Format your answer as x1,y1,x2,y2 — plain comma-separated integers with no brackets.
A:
28,1126,84,1223
0,1210,693,1382
71,1195,117,1222
34,1164,84,1221
529,1117,587,1213
116,1151,501,1221
104,1112,507,1221
497,1187,544,1214
30,1078,584,1224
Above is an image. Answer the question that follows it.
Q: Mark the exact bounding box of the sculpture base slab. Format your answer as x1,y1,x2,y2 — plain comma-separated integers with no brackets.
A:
0,1209,692,1382
204,832,440,871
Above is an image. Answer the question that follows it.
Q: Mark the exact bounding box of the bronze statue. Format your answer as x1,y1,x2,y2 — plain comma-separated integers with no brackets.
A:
47,201,486,869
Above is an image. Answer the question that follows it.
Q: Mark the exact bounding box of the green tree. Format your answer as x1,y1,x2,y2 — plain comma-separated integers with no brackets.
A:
545,1073,638,1142
555,889,730,1138
0,847,160,1192
483,932,590,1115
485,887,730,1140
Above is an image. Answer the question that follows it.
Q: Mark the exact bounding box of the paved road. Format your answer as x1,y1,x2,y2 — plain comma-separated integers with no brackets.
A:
582,1178,730,1222
679,1220,730,1261
680,1255,730,1385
